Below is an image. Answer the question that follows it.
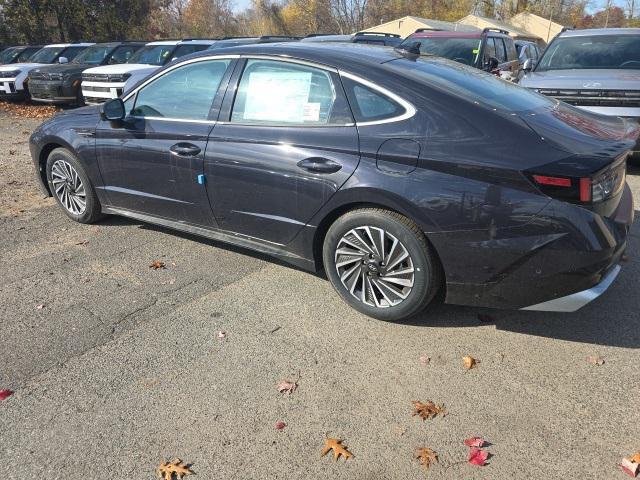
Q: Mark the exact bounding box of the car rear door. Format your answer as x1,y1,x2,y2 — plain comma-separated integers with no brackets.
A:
95,56,237,226
203,57,360,245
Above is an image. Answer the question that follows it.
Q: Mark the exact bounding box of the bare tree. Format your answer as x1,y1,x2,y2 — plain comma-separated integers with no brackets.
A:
330,0,367,33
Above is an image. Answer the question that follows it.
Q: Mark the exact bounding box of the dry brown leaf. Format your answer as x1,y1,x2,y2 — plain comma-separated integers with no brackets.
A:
0,101,59,119
415,447,438,471
631,452,640,464
321,438,353,461
587,355,605,366
156,459,194,480
412,400,447,421
150,260,166,270
463,355,478,370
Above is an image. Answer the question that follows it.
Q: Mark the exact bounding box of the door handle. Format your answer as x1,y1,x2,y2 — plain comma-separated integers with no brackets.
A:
170,142,201,157
297,157,342,174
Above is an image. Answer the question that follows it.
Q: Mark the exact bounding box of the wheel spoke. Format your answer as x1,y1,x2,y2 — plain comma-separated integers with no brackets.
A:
51,159,86,216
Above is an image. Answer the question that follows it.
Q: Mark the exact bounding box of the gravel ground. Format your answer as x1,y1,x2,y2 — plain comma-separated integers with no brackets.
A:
0,107,639,480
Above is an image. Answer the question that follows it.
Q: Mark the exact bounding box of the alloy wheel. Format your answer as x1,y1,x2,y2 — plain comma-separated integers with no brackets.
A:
51,159,86,215
334,226,415,308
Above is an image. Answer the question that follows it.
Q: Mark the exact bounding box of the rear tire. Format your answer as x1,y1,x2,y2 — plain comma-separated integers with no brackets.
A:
46,148,104,224
322,208,442,321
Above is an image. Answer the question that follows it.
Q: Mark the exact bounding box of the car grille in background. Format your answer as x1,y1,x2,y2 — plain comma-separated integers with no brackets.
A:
82,73,128,83
29,72,63,81
537,89,640,108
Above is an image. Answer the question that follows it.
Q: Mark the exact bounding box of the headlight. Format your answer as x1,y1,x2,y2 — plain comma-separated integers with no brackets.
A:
108,73,132,83
0,70,21,78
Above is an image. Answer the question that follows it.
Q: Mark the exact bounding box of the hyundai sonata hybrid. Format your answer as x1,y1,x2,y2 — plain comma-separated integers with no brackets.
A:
29,43,637,321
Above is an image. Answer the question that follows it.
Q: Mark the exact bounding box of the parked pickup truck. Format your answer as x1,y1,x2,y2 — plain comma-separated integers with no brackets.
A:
0,43,93,100
28,42,145,106
520,28,640,155
81,39,216,104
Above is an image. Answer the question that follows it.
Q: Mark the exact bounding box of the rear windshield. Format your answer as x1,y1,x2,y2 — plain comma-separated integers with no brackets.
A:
537,34,640,71
127,45,175,65
392,57,556,113
29,46,65,64
403,37,481,66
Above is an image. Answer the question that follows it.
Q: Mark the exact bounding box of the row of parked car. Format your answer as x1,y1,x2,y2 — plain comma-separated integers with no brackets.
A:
0,27,638,127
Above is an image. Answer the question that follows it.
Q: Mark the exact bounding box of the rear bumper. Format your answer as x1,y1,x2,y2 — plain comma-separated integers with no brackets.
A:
521,264,620,312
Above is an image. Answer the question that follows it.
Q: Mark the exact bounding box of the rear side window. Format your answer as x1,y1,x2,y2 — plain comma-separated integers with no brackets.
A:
231,59,352,125
483,38,497,60
132,59,231,120
492,38,506,62
505,40,518,61
109,45,139,64
342,77,405,123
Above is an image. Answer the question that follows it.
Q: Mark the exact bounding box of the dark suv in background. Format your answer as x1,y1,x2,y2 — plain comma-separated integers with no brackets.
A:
0,45,43,65
400,27,521,80
28,42,145,106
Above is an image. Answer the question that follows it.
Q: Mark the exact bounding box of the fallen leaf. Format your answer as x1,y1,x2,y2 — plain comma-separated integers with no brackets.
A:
412,400,447,421
276,380,297,395
463,355,478,370
468,447,489,466
217,331,226,339
157,459,194,480
275,421,286,430
415,447,438,471
0,389,14,401
632,453,640,464
587,355,605,366
150,260,166,270
75,240,89,246
419,355,431,366
321,438,353,461
0,101,59,119
477,313,494,323
620,458,639,477
36,304,45,310
464,437,486,448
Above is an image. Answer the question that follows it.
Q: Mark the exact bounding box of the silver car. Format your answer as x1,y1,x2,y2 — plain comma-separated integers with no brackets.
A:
520,28,640,154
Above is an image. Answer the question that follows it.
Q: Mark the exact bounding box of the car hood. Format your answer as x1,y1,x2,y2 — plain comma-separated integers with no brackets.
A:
83,63,156,75
520,69,640,90
31,63,93,75
0,63,44,72
518,101,639,172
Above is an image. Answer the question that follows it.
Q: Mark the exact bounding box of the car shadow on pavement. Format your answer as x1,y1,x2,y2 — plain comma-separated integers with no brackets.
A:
97,210,639,349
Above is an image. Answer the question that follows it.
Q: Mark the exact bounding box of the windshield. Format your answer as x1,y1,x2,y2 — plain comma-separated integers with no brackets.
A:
537,34,640,71
72,45,114,65
393,56,556,113
0,47,19,64
29,46,65,64
127,45,175,65
404,37,481,66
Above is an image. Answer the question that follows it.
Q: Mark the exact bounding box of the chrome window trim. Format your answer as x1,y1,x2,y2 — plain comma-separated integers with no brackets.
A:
127,115,217,125
338,71,417,126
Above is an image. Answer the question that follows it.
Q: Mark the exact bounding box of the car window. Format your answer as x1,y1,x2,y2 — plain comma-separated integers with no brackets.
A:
109,45,139,64
231,59,340,125
61,46,87,62
171,44,210,61
29,47,66,63
493,38,507,62
127,45,175,66
342,77,405,123
131,59,231,121
505,39,517,61
483,38,497,60
72,45,112,65
406,37,482,67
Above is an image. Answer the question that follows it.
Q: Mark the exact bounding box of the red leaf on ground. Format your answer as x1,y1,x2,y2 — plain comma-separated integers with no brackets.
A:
0,389,14,401
464,437,486,448
468,447,489,466
275,421,286,430
620,458,639,477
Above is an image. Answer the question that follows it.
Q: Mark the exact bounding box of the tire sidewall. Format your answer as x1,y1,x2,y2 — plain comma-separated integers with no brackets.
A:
323,210,435,321
46,148,98,223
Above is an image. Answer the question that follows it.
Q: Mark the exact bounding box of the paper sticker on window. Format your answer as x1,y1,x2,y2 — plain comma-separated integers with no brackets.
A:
303,102,321,122
243,71,312,122
472,49,479,54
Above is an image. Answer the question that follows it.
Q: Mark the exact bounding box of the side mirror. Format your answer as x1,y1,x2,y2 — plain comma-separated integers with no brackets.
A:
522,58,533,71
58,56,69,64
101,98,125,122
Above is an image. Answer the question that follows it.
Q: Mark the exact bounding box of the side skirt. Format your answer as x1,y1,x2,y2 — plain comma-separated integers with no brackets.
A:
101,206,317,271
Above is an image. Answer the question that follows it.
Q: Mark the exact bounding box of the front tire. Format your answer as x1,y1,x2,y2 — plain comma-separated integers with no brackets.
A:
46,148,103,224
322,208,442,321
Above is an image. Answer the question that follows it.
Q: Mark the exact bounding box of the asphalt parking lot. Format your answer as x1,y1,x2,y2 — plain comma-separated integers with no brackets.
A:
0,108,639,480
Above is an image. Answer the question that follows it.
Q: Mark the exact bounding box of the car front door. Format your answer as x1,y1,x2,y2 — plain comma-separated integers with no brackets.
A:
204,58,360,245
95,56,236,226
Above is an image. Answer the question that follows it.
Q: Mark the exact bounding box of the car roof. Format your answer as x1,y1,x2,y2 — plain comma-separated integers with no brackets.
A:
178,39,218,45
148,40,180,46
559,27,640,37
178,42,403,70
410,31,483,39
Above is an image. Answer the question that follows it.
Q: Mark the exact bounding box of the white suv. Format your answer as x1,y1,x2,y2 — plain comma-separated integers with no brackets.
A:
81,39,217,104
0,43,93,100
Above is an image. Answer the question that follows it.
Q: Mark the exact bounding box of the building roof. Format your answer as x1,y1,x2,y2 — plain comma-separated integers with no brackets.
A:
510,12,563,43
361,15,479,38
457,14,540,40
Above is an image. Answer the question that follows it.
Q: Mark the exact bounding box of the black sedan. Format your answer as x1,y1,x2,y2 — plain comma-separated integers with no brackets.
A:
29,43,637,321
